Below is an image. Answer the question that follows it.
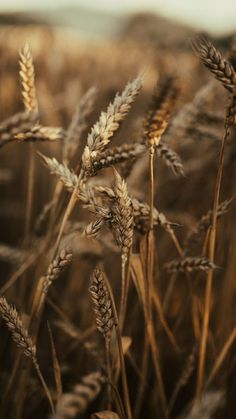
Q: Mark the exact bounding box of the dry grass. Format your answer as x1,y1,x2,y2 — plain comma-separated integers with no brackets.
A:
0,18,236,419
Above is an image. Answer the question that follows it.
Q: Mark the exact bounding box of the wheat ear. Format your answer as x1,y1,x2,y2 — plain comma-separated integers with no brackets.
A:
0,297,54,413
192,37,236,93
82,76,142,171
90,268,132,419
0,111,38,148
63,86,97,162
164,256,216,273
19,43,38,113
54,372,105,419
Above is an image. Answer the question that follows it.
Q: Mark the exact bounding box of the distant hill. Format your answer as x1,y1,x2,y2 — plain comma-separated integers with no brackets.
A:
0,6,233,46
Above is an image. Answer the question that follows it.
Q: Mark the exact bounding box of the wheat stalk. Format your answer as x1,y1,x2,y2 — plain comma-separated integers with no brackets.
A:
194,37,235,397
15,125,64,143
84,142,145,176
144,75,179,146
111,169,133,266
83,217,106,238
42,248,73,295
63,86,97,162
155,142,184,176
82,76,142,170
39,153,78,191
89,268,115,341
0,297,36,359
181,391,224,419
54,372,105,419
0,297,54,413
164,257,216,273
0,111,38,147
19,43,38,113
169,348,196,411
192,37,236,93
185,197,234,251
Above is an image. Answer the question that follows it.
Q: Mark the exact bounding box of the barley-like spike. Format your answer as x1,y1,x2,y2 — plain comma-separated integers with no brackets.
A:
0,111,38,147
155,142,184,176
39,153,78,191
111,169,133,264
93,185,116,200
163,83,215,145
185,197,234,250
42,248,73,295
19,43,38,112
164,257,216,273
83,217,106,238
39,153,110,217
131,198,171,233
0,297,36,360
192,37,236,93
181,390,224,419
63,86,97,161
15,125,64,143
53,371,105,419
195,198,233,233
144,76,179,145
85,142,145,176
94,188,170,232
82,76,142,169
89,268,114,339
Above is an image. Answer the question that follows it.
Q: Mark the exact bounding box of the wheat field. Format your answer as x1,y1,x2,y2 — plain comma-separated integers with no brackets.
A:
0,16,236,419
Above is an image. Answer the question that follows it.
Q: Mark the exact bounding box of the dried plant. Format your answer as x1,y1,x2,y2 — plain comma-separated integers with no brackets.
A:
42,248,73,295
82,76,142,170
15,125,64,143
84,142,145,176
19,43,38,113
110,169,133,266
39,153,79,192
169,348,196,410
1,28,236,419
83,217,106,239
54,372,105,419
63,86,97,162
185,197,233,250
0,297,54,412
192,38,236,93
89,268,114,340
0,111,38,147
181,390,224,419
144,75,179,146
164,257,216,273
156,142,184,176
0,297,36,360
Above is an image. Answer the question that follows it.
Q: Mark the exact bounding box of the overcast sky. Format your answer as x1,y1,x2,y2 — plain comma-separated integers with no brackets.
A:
1,0,236,34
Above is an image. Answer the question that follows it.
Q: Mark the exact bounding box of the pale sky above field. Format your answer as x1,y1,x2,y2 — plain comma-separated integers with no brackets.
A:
1,0,236,34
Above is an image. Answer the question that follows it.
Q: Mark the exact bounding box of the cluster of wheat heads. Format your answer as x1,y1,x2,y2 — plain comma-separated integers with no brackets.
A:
0,35,235,419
